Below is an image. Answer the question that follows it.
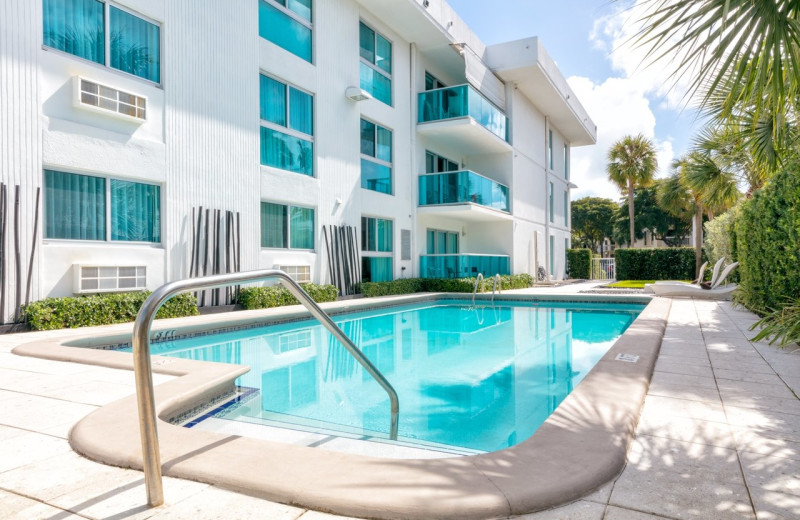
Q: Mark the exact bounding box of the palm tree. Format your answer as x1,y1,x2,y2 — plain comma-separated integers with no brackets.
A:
659,153,740,276
606,134,658,247
629,0,800,169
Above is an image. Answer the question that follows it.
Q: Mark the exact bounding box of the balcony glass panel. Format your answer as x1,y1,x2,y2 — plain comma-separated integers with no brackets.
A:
418,171,510,212
418,84,508,142
419,255,510,279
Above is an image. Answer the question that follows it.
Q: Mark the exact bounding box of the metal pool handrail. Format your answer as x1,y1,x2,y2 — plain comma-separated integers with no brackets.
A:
131,269,400,507
491,274,502,304
472,273,484,306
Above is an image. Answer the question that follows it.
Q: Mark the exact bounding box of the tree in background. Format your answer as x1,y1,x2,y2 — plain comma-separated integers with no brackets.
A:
570,197,618,253
606,134,658,247
613,182,692,248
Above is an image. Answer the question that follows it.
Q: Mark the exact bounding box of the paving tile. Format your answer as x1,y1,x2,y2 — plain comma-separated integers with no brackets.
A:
509,500,605,519
296,511,367,520
0,391,96,433
647,380,722,404
714,369,783,385
610,435,754,520
0,489,85,520
636,410,733,449
0,432,73,473
719,391,800,417
0,424,28,442
717,381,797,401
650,371,718,390
657,353,711,367
604,505,677,519
740,452,800,498
42,380,135,406
725,406,800,442
0,450,141,503
148,485,305,520
581,480,614,504
710,359,775,375
640,395,727,423
731,427,800,462
749,488,800,520
654,360,714,378
52,475,209,520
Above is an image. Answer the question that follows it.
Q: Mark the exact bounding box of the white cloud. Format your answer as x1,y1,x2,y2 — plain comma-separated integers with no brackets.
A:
568,0,691,201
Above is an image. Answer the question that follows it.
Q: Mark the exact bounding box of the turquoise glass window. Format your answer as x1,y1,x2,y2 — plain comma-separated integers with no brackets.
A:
564,144,569,179
109,6,160,83
548,129,554,170
549,182,554,222
550,235,555,274
362,257,392,282
110,179,160,242
359,22,392,105
362,217,392,252
260,74,313,176
360,119,392,194
260,127,313,176
564,191,569,226
259,0,312,63
43,0,105,64
425,229,458,254
44,170,160,242
261,202,314,249
44,170,106,240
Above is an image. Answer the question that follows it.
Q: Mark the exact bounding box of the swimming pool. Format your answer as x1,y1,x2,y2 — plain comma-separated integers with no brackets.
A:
125,299,644,452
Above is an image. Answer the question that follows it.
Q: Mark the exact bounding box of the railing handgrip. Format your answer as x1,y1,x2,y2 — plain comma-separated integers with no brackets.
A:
132,269,400,507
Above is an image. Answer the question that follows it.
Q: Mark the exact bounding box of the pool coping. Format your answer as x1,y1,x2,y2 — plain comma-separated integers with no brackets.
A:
12,292,670,519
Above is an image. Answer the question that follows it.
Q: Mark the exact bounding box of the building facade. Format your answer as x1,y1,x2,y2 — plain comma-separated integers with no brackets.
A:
0,0,596,323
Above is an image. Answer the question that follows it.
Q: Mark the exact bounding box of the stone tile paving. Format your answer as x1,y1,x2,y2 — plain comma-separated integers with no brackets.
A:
0,295,798,519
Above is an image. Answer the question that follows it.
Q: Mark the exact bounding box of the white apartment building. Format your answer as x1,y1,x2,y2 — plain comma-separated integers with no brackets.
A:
0,0,596,323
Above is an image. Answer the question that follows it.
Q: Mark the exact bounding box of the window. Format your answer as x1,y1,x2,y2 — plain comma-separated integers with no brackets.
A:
548,129,554,170
564,191,569,226
425,72,446,91
359,21,392,105
360,119,392,194
426,229,458,254
258,0,312,62
549,235,555,275
362,217,393,253
260,202,314,249
43,0,161,83
564,144,569,179
549,182,554,223
362,217,393,282
425,151,458,174
44,169,160,242
260,74,314,176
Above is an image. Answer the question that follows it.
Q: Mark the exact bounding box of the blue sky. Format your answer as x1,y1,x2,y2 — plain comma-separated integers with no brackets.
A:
447,0,704,200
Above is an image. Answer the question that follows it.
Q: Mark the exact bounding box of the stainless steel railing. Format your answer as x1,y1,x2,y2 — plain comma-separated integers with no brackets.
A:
491,274,502,304
472,273,484,306
131,269,400,507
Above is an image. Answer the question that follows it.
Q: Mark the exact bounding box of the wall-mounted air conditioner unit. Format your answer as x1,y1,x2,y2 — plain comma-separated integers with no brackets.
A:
72,76,147,123
73,264,147,294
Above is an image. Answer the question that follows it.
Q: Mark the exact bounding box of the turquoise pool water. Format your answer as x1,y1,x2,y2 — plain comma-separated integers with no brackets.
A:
131,299,644,452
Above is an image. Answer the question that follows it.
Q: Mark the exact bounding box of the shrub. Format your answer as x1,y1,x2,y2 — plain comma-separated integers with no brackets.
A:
734,166,800,312
615,247,696,281
749,297,800,348
25,291,198,331
238,283,338,310
704,203,741,282
566,248,591,279
359,274,533,297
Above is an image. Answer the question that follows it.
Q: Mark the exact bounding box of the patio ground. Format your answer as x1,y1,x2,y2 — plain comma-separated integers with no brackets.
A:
1,286,798,519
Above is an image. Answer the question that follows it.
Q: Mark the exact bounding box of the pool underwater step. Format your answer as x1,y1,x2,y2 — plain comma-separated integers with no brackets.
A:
12,294,670,520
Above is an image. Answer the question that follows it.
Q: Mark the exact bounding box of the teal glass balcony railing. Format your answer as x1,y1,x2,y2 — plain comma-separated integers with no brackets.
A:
420,254,510,279
419,171,510,212
418,84,509,142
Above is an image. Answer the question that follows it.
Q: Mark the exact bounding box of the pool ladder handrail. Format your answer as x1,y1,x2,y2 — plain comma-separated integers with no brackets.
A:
131,269,400,507
491,274,502,304
472,273,484,306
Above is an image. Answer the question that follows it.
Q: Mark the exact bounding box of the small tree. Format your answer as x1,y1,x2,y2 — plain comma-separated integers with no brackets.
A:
571,197,618,253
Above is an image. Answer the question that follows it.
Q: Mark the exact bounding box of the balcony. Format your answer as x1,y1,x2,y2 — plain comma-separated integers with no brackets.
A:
418,171,510,222
420,254,510,279
417,85,511,154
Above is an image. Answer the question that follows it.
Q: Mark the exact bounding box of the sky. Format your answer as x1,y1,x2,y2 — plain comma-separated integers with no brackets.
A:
447,0,705,202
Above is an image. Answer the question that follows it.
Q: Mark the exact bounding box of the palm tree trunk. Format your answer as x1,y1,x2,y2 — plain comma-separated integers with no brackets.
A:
695,202,703,278
628,179,635,247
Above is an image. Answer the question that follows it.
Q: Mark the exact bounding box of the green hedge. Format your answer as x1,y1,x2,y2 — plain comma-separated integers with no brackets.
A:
566,248,591,279
615,247,696,281
704,203,741,283
360,274,533,297
734,166,800,312
25,291,199,331
238,283,338,310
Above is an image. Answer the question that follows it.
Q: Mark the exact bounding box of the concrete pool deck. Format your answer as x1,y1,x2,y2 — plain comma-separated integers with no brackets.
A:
1,286,799,519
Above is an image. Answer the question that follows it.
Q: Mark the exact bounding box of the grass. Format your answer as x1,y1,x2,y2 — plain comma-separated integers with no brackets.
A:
604,280,655,289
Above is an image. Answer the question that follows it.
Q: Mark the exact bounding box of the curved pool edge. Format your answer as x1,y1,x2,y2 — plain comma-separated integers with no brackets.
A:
11,294,670,520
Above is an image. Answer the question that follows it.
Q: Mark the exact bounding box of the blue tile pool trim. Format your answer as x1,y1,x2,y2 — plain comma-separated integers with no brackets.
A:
181,386,260,428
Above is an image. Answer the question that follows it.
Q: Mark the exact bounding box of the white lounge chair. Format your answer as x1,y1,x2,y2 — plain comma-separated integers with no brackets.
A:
649,261,739,299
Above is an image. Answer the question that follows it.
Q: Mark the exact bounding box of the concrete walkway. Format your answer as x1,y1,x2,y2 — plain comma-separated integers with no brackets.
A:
1,296,798,519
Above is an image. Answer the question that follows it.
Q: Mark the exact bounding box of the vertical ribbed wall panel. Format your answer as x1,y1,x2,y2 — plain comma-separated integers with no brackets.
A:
0,0,41,323
164,0,260,281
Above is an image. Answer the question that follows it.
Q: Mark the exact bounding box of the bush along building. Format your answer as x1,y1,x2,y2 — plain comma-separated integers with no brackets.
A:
0,0,596,323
